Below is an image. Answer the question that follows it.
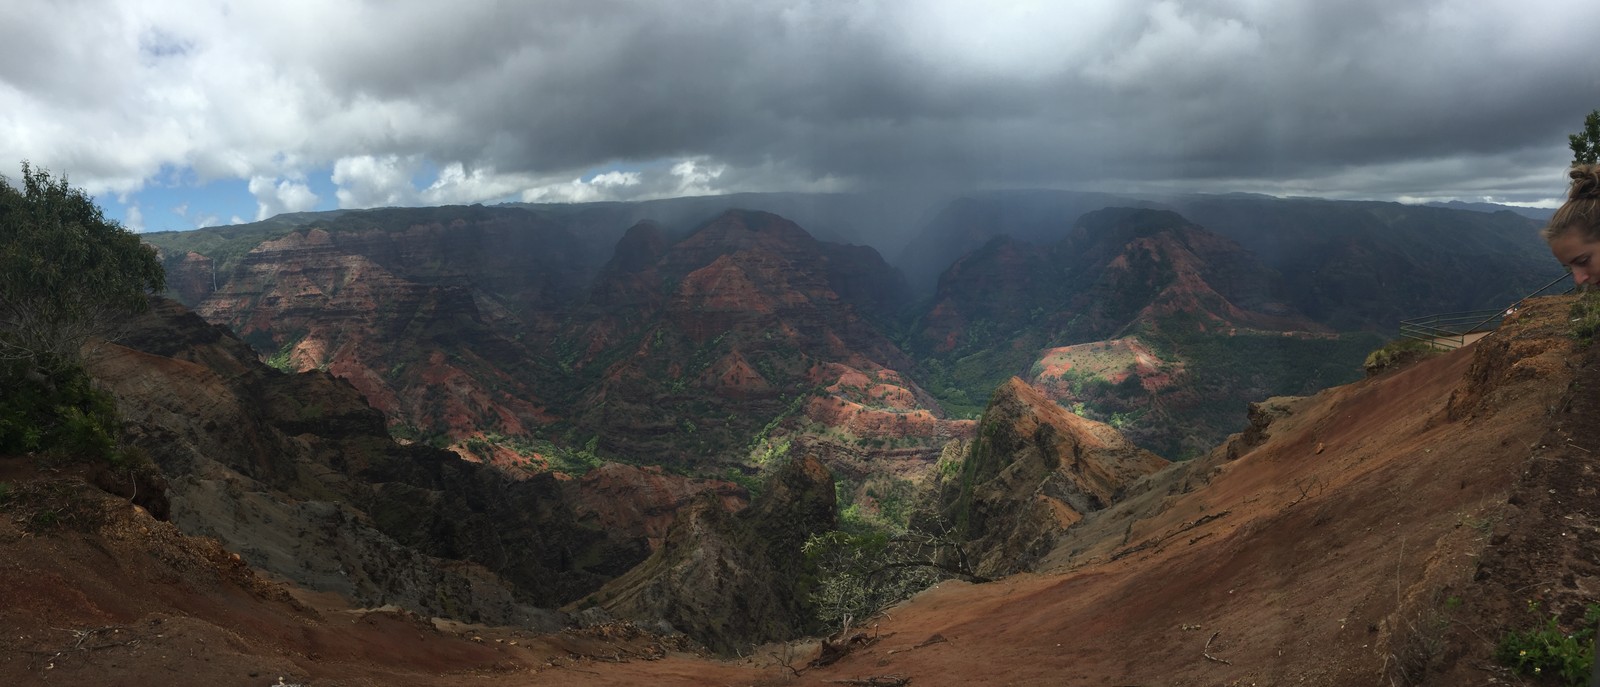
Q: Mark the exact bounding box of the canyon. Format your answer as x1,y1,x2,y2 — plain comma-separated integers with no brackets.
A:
2,282,1590,686
0,191,1579,685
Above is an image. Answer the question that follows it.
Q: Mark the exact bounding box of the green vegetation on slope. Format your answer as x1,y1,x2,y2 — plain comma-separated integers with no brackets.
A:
804,472,959,629
1,366,121,464
916,315,1380,460
1363,337,1442,376
1495,601,1600,685
0,163,163,466
920,346,1038,420
141,220,307,284
1571,290,1600,345
1135,322,1383,458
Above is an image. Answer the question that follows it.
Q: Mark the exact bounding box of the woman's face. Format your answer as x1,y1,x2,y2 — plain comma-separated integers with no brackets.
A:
1550,230,1600,286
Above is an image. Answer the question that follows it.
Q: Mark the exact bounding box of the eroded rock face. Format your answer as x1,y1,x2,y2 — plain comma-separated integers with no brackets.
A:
165,251,216,304
87,298,647,624
579,454,838,655
1446,299,1577,422
165,205,952,472
187,210,592,441
945,377,1168,577
571,209,953,468
915,209,1315,356
563,463,748,550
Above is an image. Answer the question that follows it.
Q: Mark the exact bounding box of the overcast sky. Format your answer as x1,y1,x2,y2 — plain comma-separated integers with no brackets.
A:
3,0,1598,232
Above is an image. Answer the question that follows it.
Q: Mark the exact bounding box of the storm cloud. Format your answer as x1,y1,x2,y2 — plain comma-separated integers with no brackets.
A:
3,0,1597,208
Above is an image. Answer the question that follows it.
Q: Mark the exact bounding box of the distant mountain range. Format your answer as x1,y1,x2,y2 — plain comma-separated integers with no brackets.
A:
142,190,1561,467
1423,199,1554,222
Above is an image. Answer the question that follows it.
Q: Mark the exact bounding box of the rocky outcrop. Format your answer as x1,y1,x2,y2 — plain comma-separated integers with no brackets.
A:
577,454,838,655
580,220,670,342
915,235,1040,353
945,378,1168,577
1223,395,1305,460
86,298,649,625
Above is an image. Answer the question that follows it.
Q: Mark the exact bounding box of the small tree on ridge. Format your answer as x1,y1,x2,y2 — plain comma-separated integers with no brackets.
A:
1572,109,1600,166
0,162,164,373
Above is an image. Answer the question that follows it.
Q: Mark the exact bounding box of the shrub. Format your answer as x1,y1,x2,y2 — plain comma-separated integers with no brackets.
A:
463,436,494,459
0,479,110,533
265,340,299,372
1363,338,1439,377
1571,291,1600,345
1495,602,1600,685
0,363,124,464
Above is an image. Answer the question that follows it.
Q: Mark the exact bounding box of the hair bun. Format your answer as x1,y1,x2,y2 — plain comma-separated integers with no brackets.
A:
1571,164,1600,200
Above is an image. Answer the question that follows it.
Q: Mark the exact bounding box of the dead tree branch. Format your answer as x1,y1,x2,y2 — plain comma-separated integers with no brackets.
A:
1203,631,1232,665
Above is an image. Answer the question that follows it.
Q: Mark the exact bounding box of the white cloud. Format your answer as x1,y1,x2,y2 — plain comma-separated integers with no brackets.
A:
2,0,1597,208
124,203,144,232
514,158,853,203
419,162,538,205
195,213,221,228
669,159,726,197
591,170,641,188
248,175,319,221
332,154,420,208
329,156,570,208
172,201,188,217
229,215,245,225
1080,2,1263,88
519,170,642,203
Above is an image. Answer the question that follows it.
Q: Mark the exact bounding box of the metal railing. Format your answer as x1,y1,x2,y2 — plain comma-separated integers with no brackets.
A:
1399,273,1576,350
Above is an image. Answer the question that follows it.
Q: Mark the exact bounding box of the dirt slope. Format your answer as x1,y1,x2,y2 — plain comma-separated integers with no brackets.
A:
0,462,763,687
791,294,1587,686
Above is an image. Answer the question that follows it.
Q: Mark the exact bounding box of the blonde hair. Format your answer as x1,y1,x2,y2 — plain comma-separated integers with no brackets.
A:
1542,164,1600,242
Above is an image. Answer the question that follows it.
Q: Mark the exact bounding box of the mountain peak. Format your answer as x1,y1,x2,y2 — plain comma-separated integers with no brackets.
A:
605,220,667,274
1071,207,1195,242
944,376,1167,576
686,208,817,244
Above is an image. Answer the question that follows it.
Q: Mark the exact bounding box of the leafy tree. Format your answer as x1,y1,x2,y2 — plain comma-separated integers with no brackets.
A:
0,162,163,463
1573,110,1600,165
0,162,164,372
803,505,988,629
